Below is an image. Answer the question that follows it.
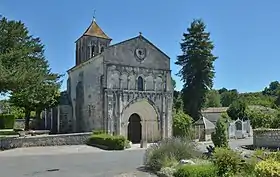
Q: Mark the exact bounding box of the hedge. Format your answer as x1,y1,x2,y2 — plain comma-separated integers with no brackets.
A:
87,133,126,150
174,164,217,177
0,114,15,129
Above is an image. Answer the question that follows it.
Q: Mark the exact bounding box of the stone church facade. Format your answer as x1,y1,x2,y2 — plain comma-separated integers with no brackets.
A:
46,19,173,143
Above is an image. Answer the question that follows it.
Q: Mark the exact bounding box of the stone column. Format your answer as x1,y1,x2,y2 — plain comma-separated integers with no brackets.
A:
107,91,114,135
162,95,166,138
118,92,122,135
57,105,60,133
44,109,47,129
166,94,173,138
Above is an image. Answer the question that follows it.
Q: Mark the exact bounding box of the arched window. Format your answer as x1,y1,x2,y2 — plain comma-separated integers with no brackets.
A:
100,46,104,53
137,76,144,91
91,45,95,57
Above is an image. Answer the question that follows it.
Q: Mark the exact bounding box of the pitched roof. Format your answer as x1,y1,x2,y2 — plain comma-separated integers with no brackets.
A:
194,117,216,130
83,20,111,39
202,107,228,113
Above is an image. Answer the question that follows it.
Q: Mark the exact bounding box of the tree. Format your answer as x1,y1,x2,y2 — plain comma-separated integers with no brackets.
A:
175,19,218,120
204,89,221,107
218,87,228,94
0,17,45,93
220,89,239,107
171,77,176,89
263,81,280,97
211,118,228,148
10,72,61,130
0,16,62,130
174,93,184,111
173,110,193,138
246,109,274,129
226,99,247,120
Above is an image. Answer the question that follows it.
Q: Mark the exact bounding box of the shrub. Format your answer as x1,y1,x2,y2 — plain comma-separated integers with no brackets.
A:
255,159,280,177
92,129,106,135
0,114,15,129
212,148,242,176
143,137,201,172
211,119,228,148
87,133,126,150
174,164,217,177
173,110,193,138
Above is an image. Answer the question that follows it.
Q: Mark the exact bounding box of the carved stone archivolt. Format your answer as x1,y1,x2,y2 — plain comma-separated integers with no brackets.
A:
107,64,168,91
120,97,160,118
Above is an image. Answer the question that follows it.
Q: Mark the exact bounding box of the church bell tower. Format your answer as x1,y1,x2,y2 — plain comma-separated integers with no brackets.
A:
75,18,111,66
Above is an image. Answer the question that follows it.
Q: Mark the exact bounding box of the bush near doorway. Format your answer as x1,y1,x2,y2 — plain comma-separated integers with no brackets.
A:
87,133,127,150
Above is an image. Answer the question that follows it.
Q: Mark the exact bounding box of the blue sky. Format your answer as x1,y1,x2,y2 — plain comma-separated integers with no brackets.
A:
1,0,280,93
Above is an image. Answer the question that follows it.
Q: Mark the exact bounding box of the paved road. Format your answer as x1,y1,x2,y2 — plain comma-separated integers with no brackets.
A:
0,148,156,177
0,138,253,177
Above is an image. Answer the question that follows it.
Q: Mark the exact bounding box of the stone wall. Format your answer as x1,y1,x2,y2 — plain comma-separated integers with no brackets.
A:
253,129,280,149
0,132,91,150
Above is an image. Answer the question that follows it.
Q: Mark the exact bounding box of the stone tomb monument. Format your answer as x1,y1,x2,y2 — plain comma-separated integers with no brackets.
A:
228,119,253,139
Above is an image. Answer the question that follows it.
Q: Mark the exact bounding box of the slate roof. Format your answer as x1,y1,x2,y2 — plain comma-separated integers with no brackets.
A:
194,117,216,130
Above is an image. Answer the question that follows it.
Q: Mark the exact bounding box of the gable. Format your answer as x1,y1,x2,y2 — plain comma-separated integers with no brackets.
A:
103,35,170,70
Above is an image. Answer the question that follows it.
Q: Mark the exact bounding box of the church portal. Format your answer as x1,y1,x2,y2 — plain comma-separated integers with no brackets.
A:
127,113,142,143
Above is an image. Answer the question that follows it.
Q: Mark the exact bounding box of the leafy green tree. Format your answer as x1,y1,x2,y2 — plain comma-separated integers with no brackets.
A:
220,89,239,107
204,89,221,107
240,92,275,108
211,119,228,148
247,109,275,128
218,87,228,94
263,81,280,97
173,110,193,137
0,16,62,130
175,19,218,120
0,16,45,93
10,73,61,130
227,99,247,120
274,90,280,107
173,93,184,111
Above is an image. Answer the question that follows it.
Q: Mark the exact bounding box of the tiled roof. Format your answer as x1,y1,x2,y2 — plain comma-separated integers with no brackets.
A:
83,20,111,39
201,107,228,113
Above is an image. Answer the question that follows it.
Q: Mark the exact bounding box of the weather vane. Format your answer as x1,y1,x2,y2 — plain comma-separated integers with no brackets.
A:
93,10,96,21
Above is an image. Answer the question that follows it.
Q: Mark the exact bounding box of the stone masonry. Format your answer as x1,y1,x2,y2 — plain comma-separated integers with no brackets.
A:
253,129,280,149
45,19,175,143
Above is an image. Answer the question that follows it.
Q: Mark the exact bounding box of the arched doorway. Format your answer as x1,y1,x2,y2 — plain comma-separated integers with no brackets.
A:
127,113,142,143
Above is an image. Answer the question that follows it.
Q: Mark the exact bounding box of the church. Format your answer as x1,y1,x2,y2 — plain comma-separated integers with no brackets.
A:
45,18,174,143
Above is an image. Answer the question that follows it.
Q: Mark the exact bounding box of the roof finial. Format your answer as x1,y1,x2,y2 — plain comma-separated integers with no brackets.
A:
139,32,142,36
93,10,96,22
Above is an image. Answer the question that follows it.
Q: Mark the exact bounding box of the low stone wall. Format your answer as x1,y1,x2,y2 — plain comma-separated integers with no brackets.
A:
253,129,280,149
0,132,91,150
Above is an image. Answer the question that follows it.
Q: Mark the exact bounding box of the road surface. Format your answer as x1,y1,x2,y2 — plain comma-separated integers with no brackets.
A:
0,147,156,177
0,138,253,177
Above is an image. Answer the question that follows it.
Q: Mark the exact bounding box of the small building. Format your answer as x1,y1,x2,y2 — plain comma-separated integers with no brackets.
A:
201,107,228,125
194,117,216,141
228,119,253,139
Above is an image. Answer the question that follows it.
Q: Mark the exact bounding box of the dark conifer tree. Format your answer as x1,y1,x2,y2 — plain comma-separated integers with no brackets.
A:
176,19,218,120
